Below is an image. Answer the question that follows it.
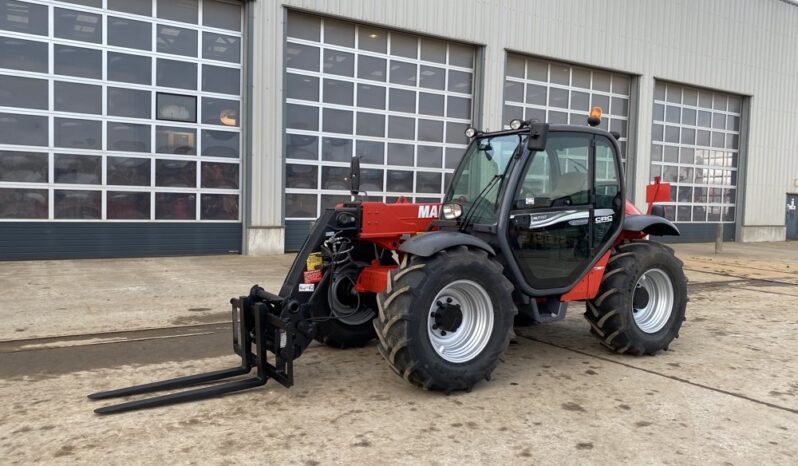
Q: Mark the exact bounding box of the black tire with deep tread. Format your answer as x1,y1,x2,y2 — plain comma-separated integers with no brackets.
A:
314,294,377,349
374,246,516,391
585,240,687,355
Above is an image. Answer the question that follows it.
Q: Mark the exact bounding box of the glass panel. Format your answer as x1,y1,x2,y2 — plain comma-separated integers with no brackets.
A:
323,49,354,77
683,88,698,106
447,96,471,119
107,122,151,153
287,73,319,101
320,165,347,190
157,0,197,23
1,0,47,35
355,140,383,164
155,192,196,219
157,24,198,57
612,75,630,94
108,52,151,84
286,11,319,41
0,75,47,109
0,37,47,72
202,97,239,127
357,55,386,82
391,32,417,58
416,172,441,193
386,169,412,192
321,194,349,209
107,16,151,51
0,150,47,182
54,81,101,114
107,191,150,219
419,65,445,90
156,159,196,187
445,147,463,169
445,121,469,144
355,83,382,109
549,63,570,85
156,126,196,155
524,83,546,106
419,92,445,116
322,108,352,134
569,90,589,111
0,188,47,218
324,18,354,47
504,79,522,102
360,168,383,191
202,129,239,157
54,153,101,184
420,37,446,63
202,32,240,63
389,60,416,86
201,193,238,220
202,162,238,189
108,0,150,16
389,88,415,113
285,193,316,218
506,54,525,79
287,163,318,189
592,71,611,91
387,115,414,140
202,65,240,95
61,0,101,7
549,88,568,108
157,59,197,89
417,145,442,168
321,137,351,162
447,70,472,93
285,43,319,71
418,119,443,142
202,0,241,31
387,143,413,166
54,118,101,149
286,134,317,160
108,87,151,119
358,26,387,53
448,42,473,67
54,190,101,219
156,93,196,122
54,45,101,79
0,113,47,146
54,8,102,43
107,156,150,186
356,112,384,137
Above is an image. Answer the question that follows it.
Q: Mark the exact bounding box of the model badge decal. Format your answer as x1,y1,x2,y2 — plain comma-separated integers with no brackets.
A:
418,204,440,218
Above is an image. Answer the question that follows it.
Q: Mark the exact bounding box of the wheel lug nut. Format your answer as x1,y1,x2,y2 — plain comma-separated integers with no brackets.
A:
430,312,436,317
440,331,447,336
436,300,443,307
446,298,453,303
432,324,438,330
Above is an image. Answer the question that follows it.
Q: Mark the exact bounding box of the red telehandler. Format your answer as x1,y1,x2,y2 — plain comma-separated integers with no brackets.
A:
90,108,686,414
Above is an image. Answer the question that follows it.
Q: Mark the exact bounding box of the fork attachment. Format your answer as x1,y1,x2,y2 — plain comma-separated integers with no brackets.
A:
88,287,306,414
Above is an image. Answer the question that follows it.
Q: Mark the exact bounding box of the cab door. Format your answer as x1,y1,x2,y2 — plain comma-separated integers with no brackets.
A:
507,132,623,291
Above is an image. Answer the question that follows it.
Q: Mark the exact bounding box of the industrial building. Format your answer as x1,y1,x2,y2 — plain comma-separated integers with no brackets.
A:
1,0,797,259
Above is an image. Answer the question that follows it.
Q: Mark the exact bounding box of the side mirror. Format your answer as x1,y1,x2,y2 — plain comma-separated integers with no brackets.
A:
349,155,361,198
526,122,549,151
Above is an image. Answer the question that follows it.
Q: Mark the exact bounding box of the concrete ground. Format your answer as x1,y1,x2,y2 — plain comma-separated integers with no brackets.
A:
1,241,797,464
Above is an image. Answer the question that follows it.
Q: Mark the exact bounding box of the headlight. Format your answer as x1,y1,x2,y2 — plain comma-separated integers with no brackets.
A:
464,127,477,138
509,118,523,130
442,203,463,220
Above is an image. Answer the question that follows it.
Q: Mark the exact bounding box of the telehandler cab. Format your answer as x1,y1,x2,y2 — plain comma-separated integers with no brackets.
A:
90,108,687,414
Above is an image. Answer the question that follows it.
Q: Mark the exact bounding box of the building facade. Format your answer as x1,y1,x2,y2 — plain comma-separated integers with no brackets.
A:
1,0,797,259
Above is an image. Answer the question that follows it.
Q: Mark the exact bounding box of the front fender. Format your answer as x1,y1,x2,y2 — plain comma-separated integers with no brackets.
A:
623,215,680,236
398,231,495,257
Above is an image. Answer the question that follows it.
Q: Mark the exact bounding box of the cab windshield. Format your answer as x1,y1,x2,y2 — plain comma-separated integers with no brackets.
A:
444,133,524,224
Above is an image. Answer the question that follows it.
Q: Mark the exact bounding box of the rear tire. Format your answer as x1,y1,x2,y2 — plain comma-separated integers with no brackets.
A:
585,240,687,355
374,246,516,391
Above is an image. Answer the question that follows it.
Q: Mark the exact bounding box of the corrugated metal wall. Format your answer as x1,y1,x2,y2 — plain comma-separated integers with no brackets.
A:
247,0,798,251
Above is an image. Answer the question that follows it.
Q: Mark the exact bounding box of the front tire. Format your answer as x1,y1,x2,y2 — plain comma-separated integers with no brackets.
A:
586,240,687,355
374,246,516,391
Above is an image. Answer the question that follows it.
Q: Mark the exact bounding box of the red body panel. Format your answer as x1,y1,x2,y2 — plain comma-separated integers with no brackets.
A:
560,251,611,301
358,200,440,250
354,260,397,294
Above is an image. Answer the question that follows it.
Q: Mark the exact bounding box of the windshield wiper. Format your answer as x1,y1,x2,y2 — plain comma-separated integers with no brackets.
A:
458,173,503,232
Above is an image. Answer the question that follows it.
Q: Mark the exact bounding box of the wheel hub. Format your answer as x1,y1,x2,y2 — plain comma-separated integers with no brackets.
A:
432,299,463,333
632,268,675,334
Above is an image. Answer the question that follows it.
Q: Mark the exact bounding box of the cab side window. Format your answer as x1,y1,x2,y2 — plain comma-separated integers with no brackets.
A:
514,133,591,209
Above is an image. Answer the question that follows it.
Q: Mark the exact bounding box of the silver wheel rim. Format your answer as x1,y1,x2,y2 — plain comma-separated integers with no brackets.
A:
633,268,674,334
427,280,494,363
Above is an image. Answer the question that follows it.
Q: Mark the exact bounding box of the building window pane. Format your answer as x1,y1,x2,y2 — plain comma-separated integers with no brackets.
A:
0,150,47,182
448,42,473,68
0,75,48,110
201,130,239,157
157,24,198,57
54,81,101,114
157,0,198,24
287,73,319,101
108,0,151,16
54,118,101,149
156,126,196,155
324,18,354,47
156,159,196,187
285,193,316,218
355,140,384,164
0,37,47,72
389,60,416,86
155,192,196,219
107,122,151,153
417,145,442,168
54,45,101,79
286,11,319,41
108,16,152,51
323,49,354,77
54,8,102,43
54,189,101,219
416,172,441,193
387,143,413,166
358,55,386,82
202,97,239,127
108,52,151,84
356,112,384,137
157,93,197,122
108,87,151,119
322,108,352,134
202,32,240,63
201,193,238,220
201,162,239,189
0,188,47,218
321,137,351,162
54,153,101,184
286,134,317,160
0,113,47,146
386,170,412,192
202,65,240,95
203,0,241,31
447,70,472,93
387,115,414,140
107,156,150,186
107,191,150,219
389,88,415,113
320,165,347,190
1,0,48,35
157,59,197,89
285,43,319,72
419,92,445,116
418,119,443,142
288,164,318,189
358,26,387,53
286,104,318,131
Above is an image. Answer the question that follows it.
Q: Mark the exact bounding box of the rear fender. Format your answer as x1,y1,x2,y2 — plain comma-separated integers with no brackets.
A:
623,215,680,236
397,231,495,257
